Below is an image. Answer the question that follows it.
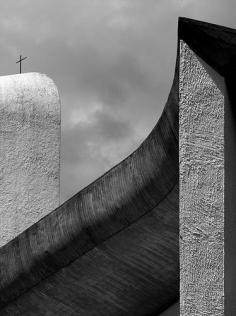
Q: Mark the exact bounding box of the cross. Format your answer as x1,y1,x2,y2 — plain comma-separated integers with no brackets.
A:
16,55,27,74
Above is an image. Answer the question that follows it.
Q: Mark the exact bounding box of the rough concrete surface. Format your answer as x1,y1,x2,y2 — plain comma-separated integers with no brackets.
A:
0,73,60,247
0,64,179,315
1,17,234,316
180,41,224,315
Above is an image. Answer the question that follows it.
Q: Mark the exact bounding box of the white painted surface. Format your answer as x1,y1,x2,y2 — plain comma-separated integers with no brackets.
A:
0,73,60,247
180,41,224,315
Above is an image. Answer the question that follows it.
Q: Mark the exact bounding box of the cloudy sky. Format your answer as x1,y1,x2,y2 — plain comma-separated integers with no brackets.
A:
0,0,235,203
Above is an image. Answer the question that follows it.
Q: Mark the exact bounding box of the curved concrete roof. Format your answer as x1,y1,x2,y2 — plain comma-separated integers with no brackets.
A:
1,17,235,315
0,65,178,315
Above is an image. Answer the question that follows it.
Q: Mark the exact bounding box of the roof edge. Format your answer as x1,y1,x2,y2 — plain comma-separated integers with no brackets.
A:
178,17,236,76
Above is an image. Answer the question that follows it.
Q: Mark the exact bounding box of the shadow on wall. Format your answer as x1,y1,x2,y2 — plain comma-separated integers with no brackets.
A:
159,301,179,316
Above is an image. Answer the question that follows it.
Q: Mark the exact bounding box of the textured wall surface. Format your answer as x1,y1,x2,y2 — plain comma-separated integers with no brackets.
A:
0,65,179,315
180,41,224,315
0,73,60,247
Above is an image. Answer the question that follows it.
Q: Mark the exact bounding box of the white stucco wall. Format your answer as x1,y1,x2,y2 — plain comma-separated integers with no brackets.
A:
180,41,224,315
0,73,60,247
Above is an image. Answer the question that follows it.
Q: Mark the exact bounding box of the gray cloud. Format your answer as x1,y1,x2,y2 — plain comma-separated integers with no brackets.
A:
0,0,236,203
62,110,133,165
61,107,138,200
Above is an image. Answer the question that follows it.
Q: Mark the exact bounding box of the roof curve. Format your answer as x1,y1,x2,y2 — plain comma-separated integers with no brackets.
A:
1,17,235,315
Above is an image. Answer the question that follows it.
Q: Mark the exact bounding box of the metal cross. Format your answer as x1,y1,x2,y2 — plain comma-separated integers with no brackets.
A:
16,55,27,74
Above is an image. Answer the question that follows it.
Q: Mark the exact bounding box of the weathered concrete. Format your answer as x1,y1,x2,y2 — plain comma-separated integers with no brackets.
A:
180,41,224,315
0,73,60,247
179,17,236,316
2,17,236,316
0,63,179,314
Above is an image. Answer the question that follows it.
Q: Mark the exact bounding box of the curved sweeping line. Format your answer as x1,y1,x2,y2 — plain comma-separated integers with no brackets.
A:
0,19,188,316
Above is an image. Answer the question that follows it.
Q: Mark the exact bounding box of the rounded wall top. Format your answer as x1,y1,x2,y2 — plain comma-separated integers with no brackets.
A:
0,72,60,113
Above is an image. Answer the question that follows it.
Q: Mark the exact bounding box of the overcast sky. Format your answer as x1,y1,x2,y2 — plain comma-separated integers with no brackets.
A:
0,0,235,203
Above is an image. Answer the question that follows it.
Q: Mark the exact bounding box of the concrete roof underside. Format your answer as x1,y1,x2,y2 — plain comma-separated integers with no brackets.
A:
1,17,236,315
